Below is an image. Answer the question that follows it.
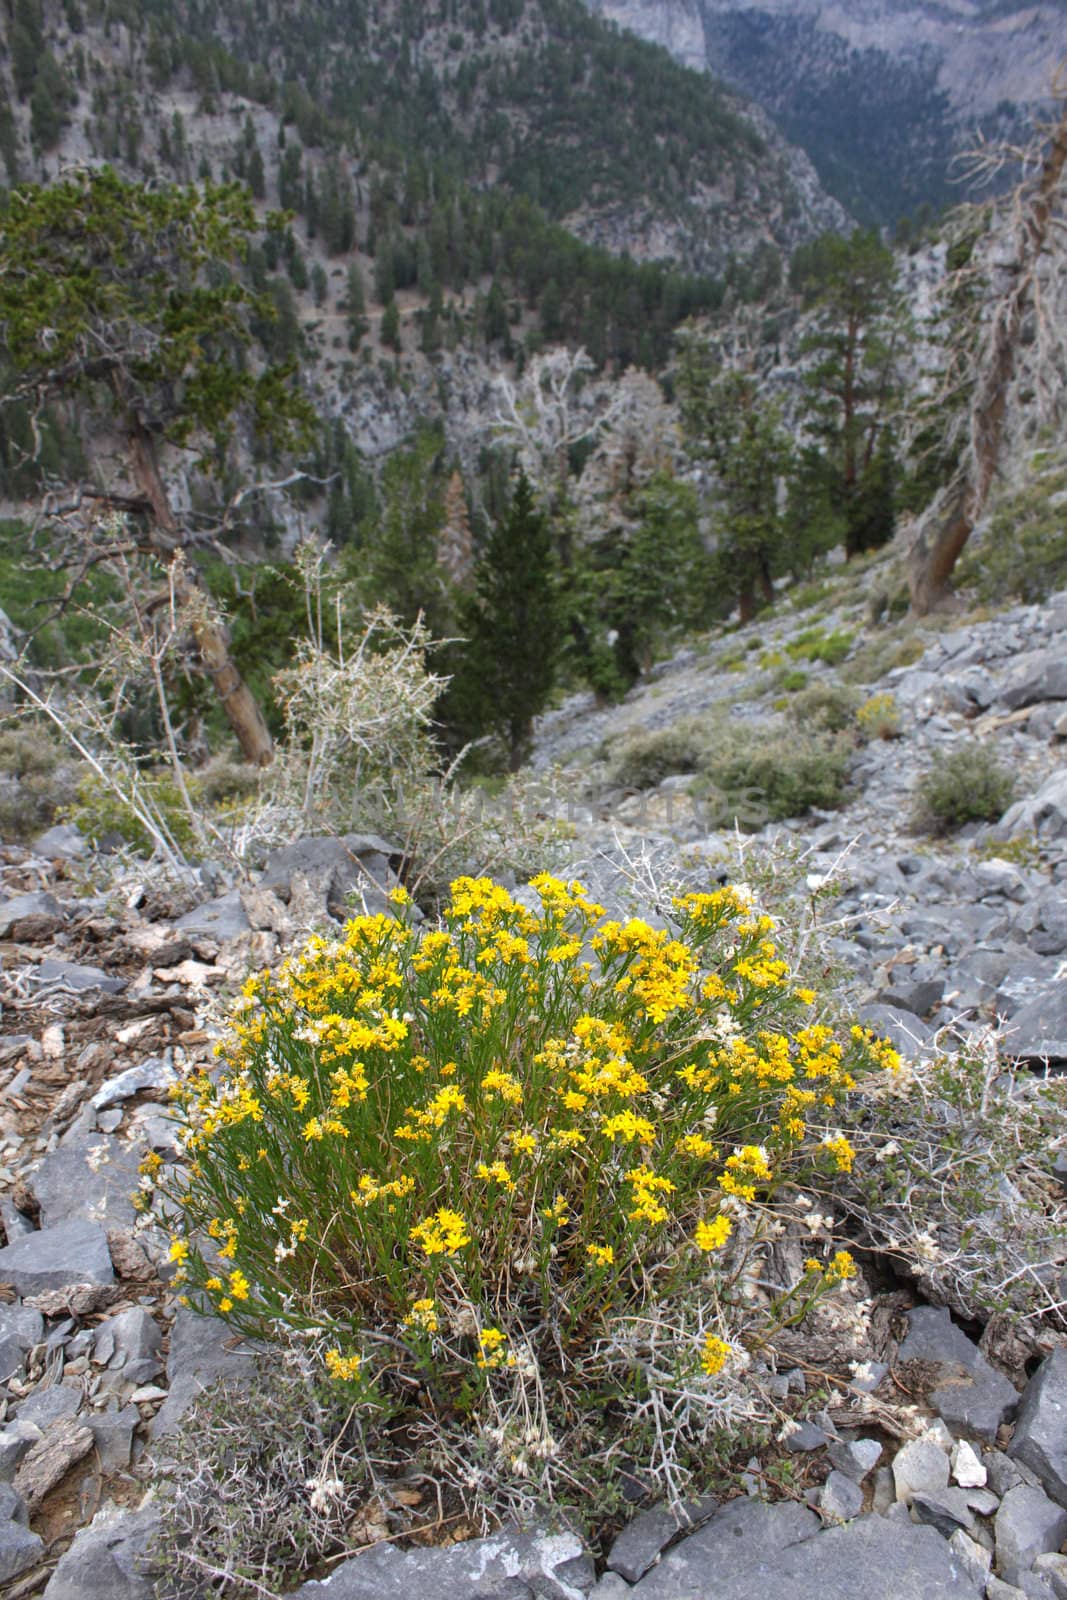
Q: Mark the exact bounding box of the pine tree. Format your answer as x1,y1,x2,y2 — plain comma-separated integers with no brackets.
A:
452,471,560,769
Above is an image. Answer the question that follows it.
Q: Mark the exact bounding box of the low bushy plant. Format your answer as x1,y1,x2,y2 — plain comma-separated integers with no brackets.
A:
855,692,901,741
788,683,861,734
65,769,204,857
914,743,1015,832
702,727,851,822
785,627,853,666
605,718,711,790
154,875,897,1516
0,724,76,840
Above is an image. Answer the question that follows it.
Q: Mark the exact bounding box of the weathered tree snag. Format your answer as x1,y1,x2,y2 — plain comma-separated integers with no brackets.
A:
126,419,274,767
908,101,1067,615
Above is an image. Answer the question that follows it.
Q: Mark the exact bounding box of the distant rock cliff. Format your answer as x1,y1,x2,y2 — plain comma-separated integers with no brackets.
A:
585,0,1067,222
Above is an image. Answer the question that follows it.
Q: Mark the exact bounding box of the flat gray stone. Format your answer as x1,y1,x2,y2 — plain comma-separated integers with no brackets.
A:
30,1132,142,1230
42,1500,160,1599
92,1059,177,1111
86,1406,139,1472
911,1487,977,1536
15,1385,82,1428
898,1306,1018,1441
33,824,87,860
1033,1553,1067,1599
0,1218,114,1295
287,1525,594,1599
893,1439,952,1504
631,1511,983,1599
259,833,398,918
998,771,1067,842
149,1307,259,1437
1000,652,1067,711
0,891,66,939
950,1529,993,1590
822,1470,865,1521
608,1498,717,1582
0,1422,40,1481
624,1498,819,1600
1005,989,1067,1065
828,1438,883,1483
1011,1349,1067,1509
995,1484,1067,1587
93,1308,163,1389
30,959,126,995
0,1515,44,1583
174,891,251,942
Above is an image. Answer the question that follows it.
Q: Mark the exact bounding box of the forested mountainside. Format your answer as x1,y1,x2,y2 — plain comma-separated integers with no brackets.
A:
0,0,844,283
585,0,1066,225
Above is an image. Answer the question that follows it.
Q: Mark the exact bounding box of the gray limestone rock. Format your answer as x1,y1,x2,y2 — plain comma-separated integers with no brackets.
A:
893,1438,952,1504
0,1515,44,1584
827,1437,883,1483
0,1422,41,1482
92,1058,177,1111
149,1307,259,1437
259,833,400,919
821,1470,865,1522
910,1487,977,1537
1000,652,1067,711
30,1131,143,1230
30,959,126,995
42,1500,161,1600
856,1002,934,1055
174,890,251,942
86,1406,140,1472
1010,1348,1067,1509
287,1525,594,1600
784,1421,828,1452
0,891,66,940
32,824,87,860
998,770,1067,842
93,1307,163,1388
1005,989,1067,1065
949,1529,993,1590
0,1217,114,1295
897,1306,1018,1441
630,1510,983,1600
619,1498,819,1600
994,1484,1067,1587
1033,1553,1067,1600
608,1498,716,1582
16,1385,82,1429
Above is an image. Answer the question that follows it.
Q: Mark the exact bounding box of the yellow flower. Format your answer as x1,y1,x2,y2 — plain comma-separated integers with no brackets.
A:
228,1268,250,1301
404,1297,439,1333
388,884,411,905
822,1134,855,1173
218,1297,233,1312
475,1159,516,1191
409,1208,471,1257
205,1276,223,1292
586,1244,614,1267
325,1348,362,1381
700,1335,731,1377
168,1238,189,1264
827,1250,857,1282
601,1111,656,1145
694,1215,733,1252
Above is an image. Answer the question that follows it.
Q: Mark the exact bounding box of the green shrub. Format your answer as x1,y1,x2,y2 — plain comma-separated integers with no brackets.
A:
957,456,1067,604
605,718,711,790
0,725,77,839
154,876,896,1519
914,744,1016,832
855,692,901,741
785,627,853,666
197,753,263,807
777,669,808,692
66,770,204,857
703,728,850,822
788,683,861,734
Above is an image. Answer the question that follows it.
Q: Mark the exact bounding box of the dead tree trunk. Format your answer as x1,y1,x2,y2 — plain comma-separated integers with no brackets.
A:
126,422,274,767
907,102,1067,614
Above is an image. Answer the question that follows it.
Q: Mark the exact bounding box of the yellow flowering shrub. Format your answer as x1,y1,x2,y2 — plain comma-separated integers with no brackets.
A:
155,874,898,1505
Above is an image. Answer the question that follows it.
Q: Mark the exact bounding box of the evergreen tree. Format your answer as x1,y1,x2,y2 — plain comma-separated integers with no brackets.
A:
381,297,401,351
450,472,560,769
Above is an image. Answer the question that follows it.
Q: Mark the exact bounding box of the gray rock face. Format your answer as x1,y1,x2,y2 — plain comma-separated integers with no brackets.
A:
174,890,252,942
1000,652,1067,711
910,1487,977,1537
149,1307,259,1437
1011,1349,1067,1509
32,823,87,860
893,1438,952,1503
623,1498,819,1599
629,1509,983,1600
608,1498,716,1582
0,1218,114,1295
822,1470,865,1521
30,959,126,995
828,1437,883,1483
42,1501,160,1600
0,891,66,939
897,1306,1018,1441
92,1058,178,1111
258,833,399,917
998,770,1067,841
287,1526,594,1600
93,1308,163,1390
0,1514,44,1583
1005,989,1067,1064
30,1132,142,1230
994,1484,1067,1587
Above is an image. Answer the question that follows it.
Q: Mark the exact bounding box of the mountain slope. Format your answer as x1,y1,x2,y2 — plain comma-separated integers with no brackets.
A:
584,0,1066,224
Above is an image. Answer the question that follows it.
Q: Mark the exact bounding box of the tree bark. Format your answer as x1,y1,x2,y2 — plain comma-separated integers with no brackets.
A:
125,422,274,766
908,103,1067,615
